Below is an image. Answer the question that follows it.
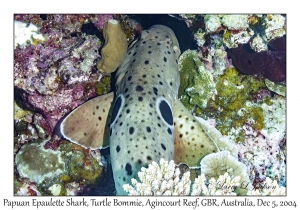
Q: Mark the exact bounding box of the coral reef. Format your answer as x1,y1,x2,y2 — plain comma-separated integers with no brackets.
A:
237,123,286,188
181,14,286,50
227,36,286,82
14,179,41,195
264,14,286,41
191,172,240,195
249,35,268,52
204,15,222,33
14,14,286,196
123,159,191,195
222,15,249,30
194,116,238,158
95,75,111,95
14,139,104,196
15,140,65,184
183,67,266,142
200,151,250,195
48,183,63,196
14,17,106,136
180,14,286,83
236,97,286,188
124,159,284,196
247,177,286,195
92,14,113,30
178,50,216,110
261,97,286,141
58,141,104,185
264,78,286,97
14,20,46,48
96,19,128,73
114,14,138,43
177,14,286,193
13,14,128,197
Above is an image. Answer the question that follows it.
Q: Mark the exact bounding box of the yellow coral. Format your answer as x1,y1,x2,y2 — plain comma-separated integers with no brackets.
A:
96,19,127,73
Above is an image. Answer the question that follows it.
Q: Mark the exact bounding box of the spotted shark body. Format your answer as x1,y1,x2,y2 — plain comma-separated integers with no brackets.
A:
109,25,181,194
61,24,220,195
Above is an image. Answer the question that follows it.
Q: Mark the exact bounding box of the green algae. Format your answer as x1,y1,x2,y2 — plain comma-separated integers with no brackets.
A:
14,139,103,195
69,150,102,184
95,75,111,95
14,101,33,122
215,67,247,111
182,67,268,143
223,29,231,39
14,179,23,194
185,67,216,109
58,141,103,185
178,49,216,110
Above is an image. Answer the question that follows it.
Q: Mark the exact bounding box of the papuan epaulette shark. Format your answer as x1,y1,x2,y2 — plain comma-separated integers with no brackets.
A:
61,24,223,195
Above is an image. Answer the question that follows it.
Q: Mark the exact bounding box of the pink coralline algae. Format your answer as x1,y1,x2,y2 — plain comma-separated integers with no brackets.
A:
14,15,104,138
227,36,286,83
237,123,286,188
93,14,114,30
15,178,41,196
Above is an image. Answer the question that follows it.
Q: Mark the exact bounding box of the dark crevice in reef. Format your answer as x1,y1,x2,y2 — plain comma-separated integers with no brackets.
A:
126,14,198,52
78,147,116,196
81,22,104,41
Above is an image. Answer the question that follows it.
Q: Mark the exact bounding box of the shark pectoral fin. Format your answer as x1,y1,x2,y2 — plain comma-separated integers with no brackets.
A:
173,99,219,167
60,92,114,149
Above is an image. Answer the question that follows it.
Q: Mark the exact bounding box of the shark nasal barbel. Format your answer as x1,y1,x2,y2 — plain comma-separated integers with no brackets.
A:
60,24,220,195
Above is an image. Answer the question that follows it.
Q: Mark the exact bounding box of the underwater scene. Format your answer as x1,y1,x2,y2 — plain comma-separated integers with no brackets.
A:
14,14,286,196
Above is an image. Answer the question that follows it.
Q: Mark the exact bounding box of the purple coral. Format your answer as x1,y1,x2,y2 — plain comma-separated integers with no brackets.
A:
227,36,286,83
237,123,286,188
14,15,102,138
93,14,113,30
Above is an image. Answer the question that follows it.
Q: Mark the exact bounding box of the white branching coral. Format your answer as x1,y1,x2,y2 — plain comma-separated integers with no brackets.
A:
247,177,286,195
123,159,191,195
123,159,285,196
191,172,240,195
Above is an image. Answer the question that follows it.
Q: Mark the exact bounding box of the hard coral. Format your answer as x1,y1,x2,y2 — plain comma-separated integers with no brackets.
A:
14,33,102,135
123,159,191,195
93,14,113,30
58,141,103,186
227,36,286,82
237,119,286,189
178,50,216,110
200,150,251,195
15,140,65,184
192,172,240,196
196,67,266,142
